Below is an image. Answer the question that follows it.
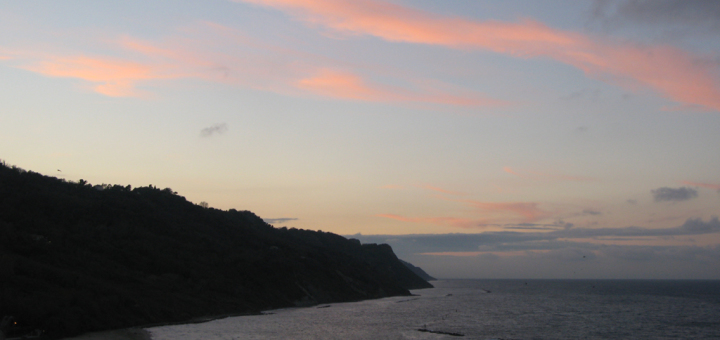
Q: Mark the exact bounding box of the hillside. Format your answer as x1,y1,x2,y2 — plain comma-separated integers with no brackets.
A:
0,161,432,339
400,259,436,281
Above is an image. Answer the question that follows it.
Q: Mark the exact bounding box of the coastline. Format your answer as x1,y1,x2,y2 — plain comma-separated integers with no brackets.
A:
59,286,434,340
60,328,151,340
58,312,259,340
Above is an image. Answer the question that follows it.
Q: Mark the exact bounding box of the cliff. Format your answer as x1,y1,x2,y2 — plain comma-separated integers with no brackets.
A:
0,161,432,338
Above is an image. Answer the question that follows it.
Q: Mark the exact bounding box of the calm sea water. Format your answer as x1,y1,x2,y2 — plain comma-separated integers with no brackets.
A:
148,280,720,339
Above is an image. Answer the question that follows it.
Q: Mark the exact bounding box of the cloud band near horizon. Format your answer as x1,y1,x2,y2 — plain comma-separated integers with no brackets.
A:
349,217,720,256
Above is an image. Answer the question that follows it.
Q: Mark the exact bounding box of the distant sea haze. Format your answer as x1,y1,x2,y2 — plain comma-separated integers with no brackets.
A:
149,279,720,339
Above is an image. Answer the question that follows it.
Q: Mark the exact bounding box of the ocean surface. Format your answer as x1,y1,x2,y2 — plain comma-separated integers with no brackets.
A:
148,279,720,339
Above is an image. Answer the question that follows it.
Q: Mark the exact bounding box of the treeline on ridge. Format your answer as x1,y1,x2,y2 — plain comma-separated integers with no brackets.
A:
0,161,432,338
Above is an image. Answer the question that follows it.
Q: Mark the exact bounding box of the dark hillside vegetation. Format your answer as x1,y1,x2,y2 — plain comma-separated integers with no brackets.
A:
0,161,432,339
400,259,436,281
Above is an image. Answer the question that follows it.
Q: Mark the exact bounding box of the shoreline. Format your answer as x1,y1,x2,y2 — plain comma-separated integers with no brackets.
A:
59,288,434,340
59,312,260,340
59,328,152,340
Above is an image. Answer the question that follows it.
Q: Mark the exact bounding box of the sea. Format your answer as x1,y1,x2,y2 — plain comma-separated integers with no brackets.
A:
147,279,720,339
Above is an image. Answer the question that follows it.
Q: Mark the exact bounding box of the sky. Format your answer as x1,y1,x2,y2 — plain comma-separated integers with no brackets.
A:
1,0,719,279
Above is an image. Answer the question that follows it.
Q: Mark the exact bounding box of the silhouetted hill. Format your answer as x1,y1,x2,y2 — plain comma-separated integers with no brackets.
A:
0,161,432,339
399,259,436,281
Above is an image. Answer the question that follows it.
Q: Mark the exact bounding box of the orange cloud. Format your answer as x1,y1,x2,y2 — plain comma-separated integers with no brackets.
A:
377,214,482,229
4,21,504,104
418,184,468,196
9,30,282,97
115,31,307,93
15,48,204,98
503,166,595,182
564,43,720,112
297,68,381,101
503,166,525,178
118,35,221,74
20,56,162,97
24,56,155,82
682,181,720,190
240,0,720,111
119,36,182,61
118,26,502,105
297,68,505,106
239,0,574,49
461,200,551,223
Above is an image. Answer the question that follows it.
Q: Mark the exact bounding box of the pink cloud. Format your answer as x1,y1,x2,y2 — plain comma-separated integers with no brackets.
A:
20,56,165,97
377,214,483,229
24,56,155,82
503,166,526,178
461,200,551,223
297,68,505,106
503,166,595,182
378,197,555,228
682,181,720,190
6,22,501,104
8,30,301,98
297,68,383,101
239,0,720,112
418,184,468,196
7,34,215,97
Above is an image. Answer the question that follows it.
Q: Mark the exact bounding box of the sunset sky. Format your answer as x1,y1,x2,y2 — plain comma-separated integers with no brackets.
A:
2,0,719,279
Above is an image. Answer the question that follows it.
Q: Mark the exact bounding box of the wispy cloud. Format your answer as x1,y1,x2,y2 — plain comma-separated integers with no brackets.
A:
502,224,563,230
418,184,468,196
502,166,525,178
238,0,720,111
377,199,552,229
8,34,211,97
297,69,378,101
3,21,502,106
652,186,699,202
376,214,484,229
19,55,163,97
351,217,720,256
682,181,720,191
582,209,602,216
461,200,552,223
200,123,228,137
503,166,595,182
297,68,505,106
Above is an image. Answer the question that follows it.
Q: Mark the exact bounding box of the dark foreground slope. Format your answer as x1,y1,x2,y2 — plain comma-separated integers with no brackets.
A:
0,162,432,338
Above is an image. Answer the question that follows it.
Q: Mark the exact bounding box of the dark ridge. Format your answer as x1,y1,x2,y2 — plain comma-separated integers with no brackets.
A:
0,161,432,339
399,259,436,281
